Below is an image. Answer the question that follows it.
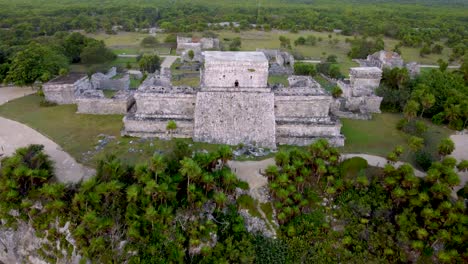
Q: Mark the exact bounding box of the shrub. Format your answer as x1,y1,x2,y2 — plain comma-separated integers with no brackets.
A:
432,112,445,125
415,151,434,171
331,86,343,98
396,118,408,131
340,157,368,180
294,63,316,76
39,99,57,107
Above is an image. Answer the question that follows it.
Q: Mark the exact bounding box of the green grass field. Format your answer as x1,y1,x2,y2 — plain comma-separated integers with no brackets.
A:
0,94,221,167
340,113,453,161
0,94,453,168
83,30,454,76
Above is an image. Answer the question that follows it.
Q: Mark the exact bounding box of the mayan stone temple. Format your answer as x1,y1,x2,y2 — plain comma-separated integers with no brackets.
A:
123,51,344,148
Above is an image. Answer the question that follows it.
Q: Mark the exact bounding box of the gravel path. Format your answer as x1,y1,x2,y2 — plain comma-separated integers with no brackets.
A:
450,134,468,191
161,55,179,68
0,86,35,105
0,87,94,183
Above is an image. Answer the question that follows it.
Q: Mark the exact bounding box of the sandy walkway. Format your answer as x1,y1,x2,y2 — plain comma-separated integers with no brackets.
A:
450,134,468,192
161,56,179,68
0,117,94,183
0,87,94,183
0,86,35,105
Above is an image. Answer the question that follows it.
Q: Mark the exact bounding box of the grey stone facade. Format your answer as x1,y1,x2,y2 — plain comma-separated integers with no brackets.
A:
91,67,130,90
123,51,344,148
335,67,383,119
43,74,92,104
76,90,135,115
177,36,220,62
257,49,295,75
359,50,420,77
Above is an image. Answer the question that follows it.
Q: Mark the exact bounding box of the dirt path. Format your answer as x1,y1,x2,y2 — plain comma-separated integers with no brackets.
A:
450,134,468,192
0,87,94,183
161,56,179,68
0,86,35,105
0,117,94,183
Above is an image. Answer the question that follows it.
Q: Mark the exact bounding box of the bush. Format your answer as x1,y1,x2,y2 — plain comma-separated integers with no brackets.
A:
448,119,464,131
294,63,316,76
432,112,445,125
396,118,408,131
340,157,368,180
39,99,57,107
140,36,158,47
331,86,343,98
415,150,434,171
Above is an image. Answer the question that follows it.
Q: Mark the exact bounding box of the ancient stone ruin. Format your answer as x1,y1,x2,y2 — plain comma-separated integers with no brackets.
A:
123,51,344,148
359,50,420,77
333,67,383,119
91,67,130,91
177,36,220,62
43,73,93,104
257,49,295,75
43,68,136,115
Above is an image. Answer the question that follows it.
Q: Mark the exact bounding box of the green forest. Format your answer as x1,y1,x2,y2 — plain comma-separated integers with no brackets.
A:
1,141,467,263
0,1,468,263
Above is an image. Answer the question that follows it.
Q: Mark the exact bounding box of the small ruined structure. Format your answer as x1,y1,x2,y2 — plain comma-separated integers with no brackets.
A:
76,90,135,115
359,50,420,77
43,73,92,104
43,68,136,114
91,67,130,91
257,49,295,75
123,51,344,148
177,36,220,62
333,67,383,119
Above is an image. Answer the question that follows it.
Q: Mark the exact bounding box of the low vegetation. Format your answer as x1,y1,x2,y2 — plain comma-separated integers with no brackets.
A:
1,138,466,263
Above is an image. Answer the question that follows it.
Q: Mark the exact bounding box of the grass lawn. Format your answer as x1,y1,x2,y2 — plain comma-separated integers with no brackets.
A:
0,94,223,167
268,75,289,86
340,113,453,162
84,30,456,76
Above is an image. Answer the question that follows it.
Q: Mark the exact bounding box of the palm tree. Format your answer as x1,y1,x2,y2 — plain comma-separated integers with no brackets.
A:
150,154,166,183
217,145,233,168
404,100,420,121
179,158,202,203
438,138,455,157
420,93,435,117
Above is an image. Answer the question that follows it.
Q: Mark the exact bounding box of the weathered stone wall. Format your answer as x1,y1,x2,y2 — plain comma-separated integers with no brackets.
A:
349,67,382,97
97,75,130,90
43,76,92,104
194,91,276,148
202,52,269,88
275,95,332,119
76,94,134,115
123,116,194,139
134,93,196,119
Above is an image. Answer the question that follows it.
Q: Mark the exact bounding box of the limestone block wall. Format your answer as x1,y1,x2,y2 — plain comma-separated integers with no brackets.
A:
134,93,196,119
76,96,134,115
43,77,92,104
123,116,194,139
98,75,130,90
275,95,332,119
194,91,276,148
202,52,269,88
44,83,76,104
349,67,382,97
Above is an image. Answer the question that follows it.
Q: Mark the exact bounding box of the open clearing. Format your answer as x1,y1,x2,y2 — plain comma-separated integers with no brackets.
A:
83,30,454,75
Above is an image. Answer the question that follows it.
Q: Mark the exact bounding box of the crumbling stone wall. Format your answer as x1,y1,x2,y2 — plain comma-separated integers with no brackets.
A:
334,67,383,118
91,68,129,90
273,76,344,147
348,67,382,96
76,91,135,115
43,75,92,104
201,51,269,88
257,49,294,75
194,91,276,148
